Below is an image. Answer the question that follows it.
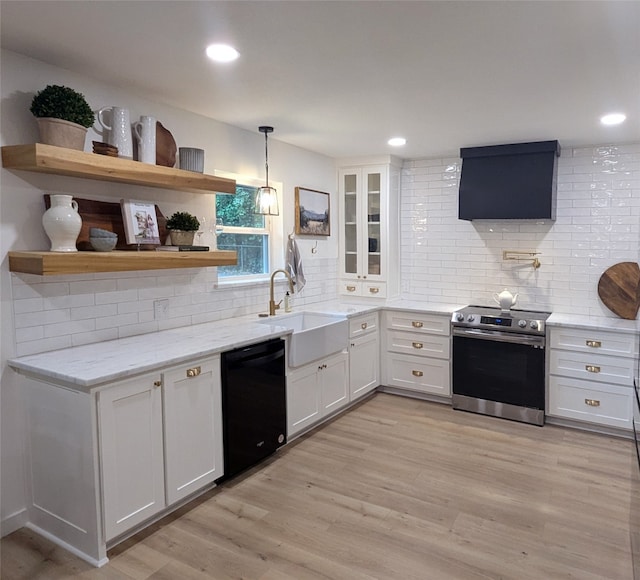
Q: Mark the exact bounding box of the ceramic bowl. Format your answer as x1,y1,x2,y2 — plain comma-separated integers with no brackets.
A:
89,227,117,239
90,236,117,252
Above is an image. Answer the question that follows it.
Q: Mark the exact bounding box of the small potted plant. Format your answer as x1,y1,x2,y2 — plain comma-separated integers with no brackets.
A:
165,211,200,245
30,85,95,151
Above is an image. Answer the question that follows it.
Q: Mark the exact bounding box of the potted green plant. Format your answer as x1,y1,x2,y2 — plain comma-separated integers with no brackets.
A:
30,85,95,151
166,211,200,245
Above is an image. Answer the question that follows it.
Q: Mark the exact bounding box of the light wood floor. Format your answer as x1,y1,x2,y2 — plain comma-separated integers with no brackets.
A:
1,393,635,579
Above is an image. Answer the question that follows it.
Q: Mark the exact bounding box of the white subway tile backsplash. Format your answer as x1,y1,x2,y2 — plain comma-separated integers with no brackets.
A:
401,143,640,315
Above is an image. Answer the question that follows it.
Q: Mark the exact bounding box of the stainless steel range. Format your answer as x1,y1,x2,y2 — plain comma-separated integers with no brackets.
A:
451,305,551,426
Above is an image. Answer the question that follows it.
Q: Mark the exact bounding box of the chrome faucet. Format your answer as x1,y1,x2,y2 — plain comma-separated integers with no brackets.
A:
269,269,294,315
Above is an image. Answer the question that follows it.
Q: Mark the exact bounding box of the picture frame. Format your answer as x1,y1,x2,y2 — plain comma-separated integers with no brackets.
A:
295,187,330,236
120,199,161,245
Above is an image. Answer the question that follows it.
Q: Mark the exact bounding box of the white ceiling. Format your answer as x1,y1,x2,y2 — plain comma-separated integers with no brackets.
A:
1,1,639,159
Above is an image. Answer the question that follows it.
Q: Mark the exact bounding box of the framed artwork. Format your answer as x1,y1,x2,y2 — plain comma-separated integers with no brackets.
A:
120,199,161,245
295,187,330,236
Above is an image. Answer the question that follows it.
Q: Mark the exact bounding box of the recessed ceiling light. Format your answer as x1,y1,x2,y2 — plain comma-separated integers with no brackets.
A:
600,112,626,126
206,44,239,63
388,137,406,147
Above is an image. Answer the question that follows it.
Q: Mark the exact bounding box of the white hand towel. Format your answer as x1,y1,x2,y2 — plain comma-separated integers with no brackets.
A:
286,236,306,292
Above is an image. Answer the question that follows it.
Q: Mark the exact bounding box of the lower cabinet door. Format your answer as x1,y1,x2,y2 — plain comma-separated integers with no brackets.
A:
98,374,165,541
321,351,349,414
288,363,322,437
350,332,379,400
385,353,450,396
163,357,224,505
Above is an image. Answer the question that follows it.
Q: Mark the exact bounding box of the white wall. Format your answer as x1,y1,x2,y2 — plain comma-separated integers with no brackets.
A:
0,49,338,533
400,144,640,314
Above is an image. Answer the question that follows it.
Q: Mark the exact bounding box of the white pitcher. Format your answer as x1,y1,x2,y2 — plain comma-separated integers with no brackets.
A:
42,194,82,252
133,115,156,164
493,288,518,311
97,106,133,159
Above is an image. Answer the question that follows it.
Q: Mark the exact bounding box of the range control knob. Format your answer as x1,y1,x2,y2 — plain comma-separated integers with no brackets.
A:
467,315,475,322
518,319,527,328
530,320,539,329
456,313,464,321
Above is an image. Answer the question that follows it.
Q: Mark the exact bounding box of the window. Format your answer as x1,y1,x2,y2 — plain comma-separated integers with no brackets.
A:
215,173,283,280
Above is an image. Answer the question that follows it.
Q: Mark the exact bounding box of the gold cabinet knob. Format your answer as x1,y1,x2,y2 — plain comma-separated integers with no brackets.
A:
585,365,601,374
586,340,601,348
361,322,368,330
369,287,379,294
412,370,423,377
346,285,356,292
412,342,423,349
186,366,201,378
584,398,600,407
412,321,423,328
153,380,162,388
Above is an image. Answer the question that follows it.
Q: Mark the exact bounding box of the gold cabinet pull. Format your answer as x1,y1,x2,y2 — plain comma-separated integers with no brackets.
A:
186,366,201,378
586,340,601,348
369,287,379,294
585,398,601,407
585,365,601,373
153,380,162,388
412,342,423,349
361,322,368,330
346,285,356,292
412,370,423,377
412,321,423,328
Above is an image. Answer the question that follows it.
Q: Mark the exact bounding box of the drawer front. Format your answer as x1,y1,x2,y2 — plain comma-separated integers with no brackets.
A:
384,353,450,396
339,280,387,298
385,330,450,359
548,375,632,430
362,282,387,298
385,311,450,336
339,281,362,296
550,327,638,358
549,349,635,386
349,312,379,338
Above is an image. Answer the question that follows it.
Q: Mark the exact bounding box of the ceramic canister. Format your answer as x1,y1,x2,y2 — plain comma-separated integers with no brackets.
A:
42,194,82,252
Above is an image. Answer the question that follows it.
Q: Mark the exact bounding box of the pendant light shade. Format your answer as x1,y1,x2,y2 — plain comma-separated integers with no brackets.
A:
254,126,279,215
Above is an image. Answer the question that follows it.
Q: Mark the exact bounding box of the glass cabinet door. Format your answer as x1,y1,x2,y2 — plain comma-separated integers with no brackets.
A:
343,172,358,275
366,171,381,277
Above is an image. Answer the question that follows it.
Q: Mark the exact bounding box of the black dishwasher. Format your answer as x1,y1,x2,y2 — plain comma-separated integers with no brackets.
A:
220,338,286,479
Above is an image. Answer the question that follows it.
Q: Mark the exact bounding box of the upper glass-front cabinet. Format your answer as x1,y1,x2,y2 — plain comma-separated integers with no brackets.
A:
340,167,383,280
339,162,400,299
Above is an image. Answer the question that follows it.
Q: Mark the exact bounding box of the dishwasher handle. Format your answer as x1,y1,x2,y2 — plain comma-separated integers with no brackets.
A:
222,339,284,366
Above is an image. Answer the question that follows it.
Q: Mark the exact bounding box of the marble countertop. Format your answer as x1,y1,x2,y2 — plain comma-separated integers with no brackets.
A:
9,298,638,391
547,312,640,335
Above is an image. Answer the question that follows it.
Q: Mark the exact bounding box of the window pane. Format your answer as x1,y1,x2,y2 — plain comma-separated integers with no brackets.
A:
217,233,268,277
216,185,265,228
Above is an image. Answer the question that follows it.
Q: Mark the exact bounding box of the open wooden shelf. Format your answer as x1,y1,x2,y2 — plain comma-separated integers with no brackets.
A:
1,143,236,194
9,250,237,276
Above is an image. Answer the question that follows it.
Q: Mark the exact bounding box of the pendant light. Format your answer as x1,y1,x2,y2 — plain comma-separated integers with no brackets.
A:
254,126,279,215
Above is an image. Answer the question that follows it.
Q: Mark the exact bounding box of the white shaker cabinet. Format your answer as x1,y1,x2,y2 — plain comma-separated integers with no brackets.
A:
287,350,349,438
349,312,380,400
382,310,451,398
21,355,224,566
98,374,166,541
338,157,401,299
548,326,638,430
162,358,224,505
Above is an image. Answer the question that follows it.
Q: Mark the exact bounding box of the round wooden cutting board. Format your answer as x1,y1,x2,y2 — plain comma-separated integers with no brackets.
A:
597,261,640,320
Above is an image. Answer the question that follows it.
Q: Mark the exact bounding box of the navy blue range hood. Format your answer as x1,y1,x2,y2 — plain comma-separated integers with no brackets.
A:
458,140,561,221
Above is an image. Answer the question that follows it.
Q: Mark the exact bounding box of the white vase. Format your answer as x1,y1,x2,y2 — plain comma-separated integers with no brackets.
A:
42,194,82,252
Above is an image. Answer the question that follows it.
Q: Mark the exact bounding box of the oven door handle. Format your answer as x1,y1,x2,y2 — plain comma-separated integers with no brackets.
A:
452,327,545,347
